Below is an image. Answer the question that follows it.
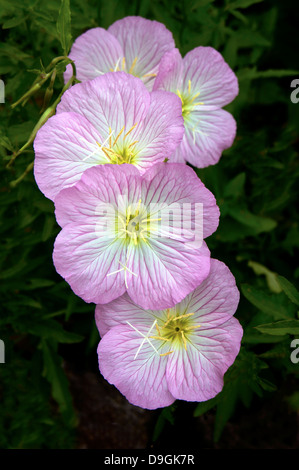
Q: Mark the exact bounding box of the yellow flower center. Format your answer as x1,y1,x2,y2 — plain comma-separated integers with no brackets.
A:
176,80,204,121
150,309,201,355
97,123,139,165
117,199,161,245
110,56,157,82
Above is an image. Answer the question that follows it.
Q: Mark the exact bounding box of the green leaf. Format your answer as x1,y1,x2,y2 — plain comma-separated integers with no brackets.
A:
56,0,72,55
233,29,270,48
214,382,238,442
227,0,264,9
287,391,299,411
247,261,282,293
2,14,28,29
257,377,277,392
255,320,299,336
22,318,84,343
276,276,299,306
241,284,293,320
42,215,56,241
213,350,269,442
152,403,177,442
224,172,246,199
229,9,248,24
242,331,285,344
227,207,277,233
238,67,299,81
194,396,218,417
41,339,77,427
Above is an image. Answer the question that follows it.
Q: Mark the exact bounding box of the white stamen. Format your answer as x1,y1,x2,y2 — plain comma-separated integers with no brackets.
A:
126,319,159,359
107,259,137,289
114,57,121,72
82,130,114,162
98,129,114,151
81,146,101,162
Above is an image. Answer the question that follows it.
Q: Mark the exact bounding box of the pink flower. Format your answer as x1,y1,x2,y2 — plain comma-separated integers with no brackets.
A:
53,163,219,309
96,259,242,409
154,47,239,168
33,72,184,201
64,16,175,91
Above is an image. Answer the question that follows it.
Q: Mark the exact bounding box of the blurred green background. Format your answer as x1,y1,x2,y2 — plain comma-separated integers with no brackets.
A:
0,0,299,449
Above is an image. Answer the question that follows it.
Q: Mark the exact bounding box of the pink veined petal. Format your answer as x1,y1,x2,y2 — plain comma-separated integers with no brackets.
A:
53,224,128,304
64,27,124,84
180,259,240,330
153,48,183,92
141,163,220,239
52,163,217,309
95,293,158,337
95,258,240,336
54,164,141,228
166,316,243,402
97,324,176,409
125,239,211,310
181,47,239,107
53,165,143,303
133,91,184,172
176,108,237,168
108,16,175,90
57,72,151,144
33,112,106,201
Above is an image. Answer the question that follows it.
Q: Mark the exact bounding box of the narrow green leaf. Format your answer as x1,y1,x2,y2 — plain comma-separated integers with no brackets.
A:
214,383,238,442
194,396,218,417
228,207,277,233
287,391,299,411
247,261,282,293
56,0,72,55
2,14,28,29
213,351,268,442
276,276,299,306
22,318,84,343
224,172,246,199
255,319,299,336
238,67,299,81
41,339,77,427
152,404,177,442
227,0,264,9
241,284,292,319
229,9,248,23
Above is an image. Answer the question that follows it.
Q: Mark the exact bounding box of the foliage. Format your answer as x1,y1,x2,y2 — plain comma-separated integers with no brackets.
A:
0,0,298,448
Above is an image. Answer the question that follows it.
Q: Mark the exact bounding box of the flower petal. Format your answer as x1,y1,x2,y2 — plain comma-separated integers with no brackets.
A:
182,47,239,107
176,108,237,168
54,164,141,228
134,91,184,171
176,258,240,330
125,239,211,310
95,258,240,336
53,165,142,303
64,27,124,84
108,16,175,90
153,48,183,92
141,163,220,239
53,225,128,304
57,72,151,144
33,112,106,201
97,324,175,409
166,317,243,402
95,293,157,337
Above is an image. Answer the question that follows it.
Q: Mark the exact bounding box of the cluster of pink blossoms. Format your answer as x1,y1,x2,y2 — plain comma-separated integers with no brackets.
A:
33,16,243,410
